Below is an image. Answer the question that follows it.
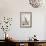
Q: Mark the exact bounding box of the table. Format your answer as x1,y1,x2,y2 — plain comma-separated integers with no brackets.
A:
5,39,46,46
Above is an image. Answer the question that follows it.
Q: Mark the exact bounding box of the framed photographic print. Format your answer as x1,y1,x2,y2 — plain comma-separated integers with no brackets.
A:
20,12,32,28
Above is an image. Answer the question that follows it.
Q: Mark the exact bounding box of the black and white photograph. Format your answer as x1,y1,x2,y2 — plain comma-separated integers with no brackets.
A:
20,12,32,28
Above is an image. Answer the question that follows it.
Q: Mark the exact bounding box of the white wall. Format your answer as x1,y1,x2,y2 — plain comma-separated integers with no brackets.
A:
0,0,46,40
44,15,46,40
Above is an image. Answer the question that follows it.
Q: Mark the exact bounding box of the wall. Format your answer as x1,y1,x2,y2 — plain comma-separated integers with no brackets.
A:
44,15,46,40
0,0,46,40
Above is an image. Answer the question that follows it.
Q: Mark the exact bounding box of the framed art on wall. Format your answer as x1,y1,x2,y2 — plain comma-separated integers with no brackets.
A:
20,12,32,28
